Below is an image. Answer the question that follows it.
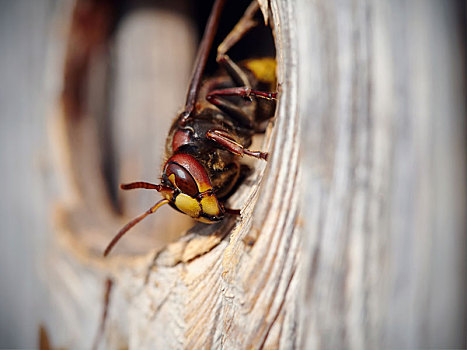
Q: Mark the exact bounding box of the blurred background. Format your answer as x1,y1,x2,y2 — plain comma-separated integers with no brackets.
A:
0,0,465,348
0,0,54,347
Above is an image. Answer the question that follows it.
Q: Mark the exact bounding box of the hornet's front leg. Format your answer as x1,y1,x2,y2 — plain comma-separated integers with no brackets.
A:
206,129,268,161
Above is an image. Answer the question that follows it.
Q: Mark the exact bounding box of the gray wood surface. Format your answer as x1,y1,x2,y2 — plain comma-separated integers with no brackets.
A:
0,0,56,348
46,0,301,348
297,0,466,348
1,0,465,349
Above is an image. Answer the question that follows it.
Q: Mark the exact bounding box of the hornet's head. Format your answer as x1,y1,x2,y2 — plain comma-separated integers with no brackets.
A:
103,154,224,257
161,153,224,223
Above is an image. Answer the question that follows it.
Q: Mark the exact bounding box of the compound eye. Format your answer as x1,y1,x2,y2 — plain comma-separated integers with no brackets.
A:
165,162,199,197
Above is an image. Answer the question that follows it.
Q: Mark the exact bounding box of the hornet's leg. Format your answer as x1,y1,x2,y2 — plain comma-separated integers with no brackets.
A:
207,86,277,102
209,3,277,128
216,1,260,87
205,2,262,129
205,87,277,129
206,129,268,160
206,92,255,128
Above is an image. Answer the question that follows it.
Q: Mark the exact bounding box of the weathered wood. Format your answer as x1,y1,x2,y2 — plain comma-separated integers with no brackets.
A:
297,0,466,349
46,0,301,349
0,1,54,348
41,0,466,349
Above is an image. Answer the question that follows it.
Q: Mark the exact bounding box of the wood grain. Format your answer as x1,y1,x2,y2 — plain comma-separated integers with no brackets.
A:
297,0,466,348
47,0,301,349
41,0,466,349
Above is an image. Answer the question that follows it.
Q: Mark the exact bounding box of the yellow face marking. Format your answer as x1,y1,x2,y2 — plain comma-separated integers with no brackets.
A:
196,217,216,224
244,58,277,85
168,174,177,187
200,195,221,217
160,189,173,201
175,193,201,218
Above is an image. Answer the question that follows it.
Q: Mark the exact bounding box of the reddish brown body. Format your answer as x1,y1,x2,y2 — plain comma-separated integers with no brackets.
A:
104,0,277,257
